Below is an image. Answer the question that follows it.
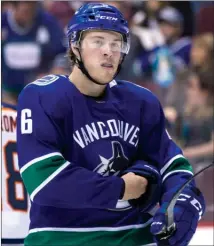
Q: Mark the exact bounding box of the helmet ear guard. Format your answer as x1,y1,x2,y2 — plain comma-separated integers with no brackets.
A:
66,3,130,84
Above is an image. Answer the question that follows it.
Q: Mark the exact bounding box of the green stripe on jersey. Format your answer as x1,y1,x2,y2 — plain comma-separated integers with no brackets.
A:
25,226,154,246
21,155,67,195
162,157,193,180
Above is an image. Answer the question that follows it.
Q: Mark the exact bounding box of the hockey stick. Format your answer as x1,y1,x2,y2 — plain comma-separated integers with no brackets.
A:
155,162,214,245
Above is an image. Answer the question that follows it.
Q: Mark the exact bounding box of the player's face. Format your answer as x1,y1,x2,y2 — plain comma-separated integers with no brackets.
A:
80,30,122,84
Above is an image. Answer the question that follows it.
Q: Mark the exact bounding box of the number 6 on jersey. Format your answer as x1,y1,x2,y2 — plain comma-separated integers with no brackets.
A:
21,109,32,134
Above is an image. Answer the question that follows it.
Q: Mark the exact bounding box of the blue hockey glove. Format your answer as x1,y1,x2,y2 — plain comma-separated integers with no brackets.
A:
121,160,162,212
151,185,206,246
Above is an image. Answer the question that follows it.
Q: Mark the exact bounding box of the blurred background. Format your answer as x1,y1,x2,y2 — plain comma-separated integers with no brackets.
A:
1,0,213,238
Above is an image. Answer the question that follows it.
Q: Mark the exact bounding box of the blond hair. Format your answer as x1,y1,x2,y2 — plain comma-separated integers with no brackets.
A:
193,32,214,59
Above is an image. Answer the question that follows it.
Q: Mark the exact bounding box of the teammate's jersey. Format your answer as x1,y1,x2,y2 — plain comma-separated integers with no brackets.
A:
17,75,193,246
2,103,30,242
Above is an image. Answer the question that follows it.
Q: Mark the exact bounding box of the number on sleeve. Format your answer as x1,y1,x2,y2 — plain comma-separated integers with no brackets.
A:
21,109,32,134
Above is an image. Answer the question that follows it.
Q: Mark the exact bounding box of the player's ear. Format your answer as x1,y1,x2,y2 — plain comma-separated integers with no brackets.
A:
71,45,80,60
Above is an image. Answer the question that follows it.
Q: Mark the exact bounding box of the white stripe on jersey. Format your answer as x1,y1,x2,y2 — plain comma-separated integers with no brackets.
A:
162,169,193,182
30,161,70,201
29,218,153,234
160,154,186,175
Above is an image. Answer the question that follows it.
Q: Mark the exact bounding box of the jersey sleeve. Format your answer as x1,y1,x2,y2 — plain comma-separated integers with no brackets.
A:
137,92,194,192
17,84,124,209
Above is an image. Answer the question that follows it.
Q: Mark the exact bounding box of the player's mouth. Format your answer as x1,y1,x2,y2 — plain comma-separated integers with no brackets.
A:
101,63,114,70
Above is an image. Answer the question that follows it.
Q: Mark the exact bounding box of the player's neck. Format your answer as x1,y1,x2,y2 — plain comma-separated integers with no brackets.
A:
69,67,106,97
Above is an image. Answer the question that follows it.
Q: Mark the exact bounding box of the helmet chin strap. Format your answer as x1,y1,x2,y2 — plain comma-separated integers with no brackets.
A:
75,48,125,85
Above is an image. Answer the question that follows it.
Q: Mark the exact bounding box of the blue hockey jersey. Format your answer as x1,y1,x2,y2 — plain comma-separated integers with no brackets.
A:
1,9,66,94
17,75,193,246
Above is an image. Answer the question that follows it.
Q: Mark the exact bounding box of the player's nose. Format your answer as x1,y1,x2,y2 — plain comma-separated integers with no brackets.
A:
101,43,113,57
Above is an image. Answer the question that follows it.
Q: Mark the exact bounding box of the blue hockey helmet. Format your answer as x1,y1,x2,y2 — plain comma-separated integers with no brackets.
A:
67,3,130,54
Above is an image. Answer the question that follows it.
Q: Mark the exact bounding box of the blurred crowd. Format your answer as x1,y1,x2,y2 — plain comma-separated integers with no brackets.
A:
1,1,214,221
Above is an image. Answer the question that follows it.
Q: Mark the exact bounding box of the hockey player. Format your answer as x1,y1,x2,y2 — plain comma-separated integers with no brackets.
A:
2,90,30,245
17,3,205,246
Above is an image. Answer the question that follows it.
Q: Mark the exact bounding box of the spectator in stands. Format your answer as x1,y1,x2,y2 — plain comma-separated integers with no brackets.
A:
165,69,214,164
132,0,168,29
165,32,214,114
130,2,171,93
190,33,214,73
1,1,66,99
158,6,192,71
139,6,193,104
182,70,214,163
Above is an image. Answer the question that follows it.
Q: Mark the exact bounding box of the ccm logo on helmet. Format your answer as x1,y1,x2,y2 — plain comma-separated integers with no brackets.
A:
99,16,118,21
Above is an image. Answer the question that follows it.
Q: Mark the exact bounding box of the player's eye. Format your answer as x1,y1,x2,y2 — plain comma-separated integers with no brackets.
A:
110,42,121,52
92,39,103,47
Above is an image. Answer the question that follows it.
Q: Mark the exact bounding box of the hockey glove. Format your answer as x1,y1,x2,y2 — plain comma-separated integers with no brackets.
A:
151,185,206,246
121,160,162,212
